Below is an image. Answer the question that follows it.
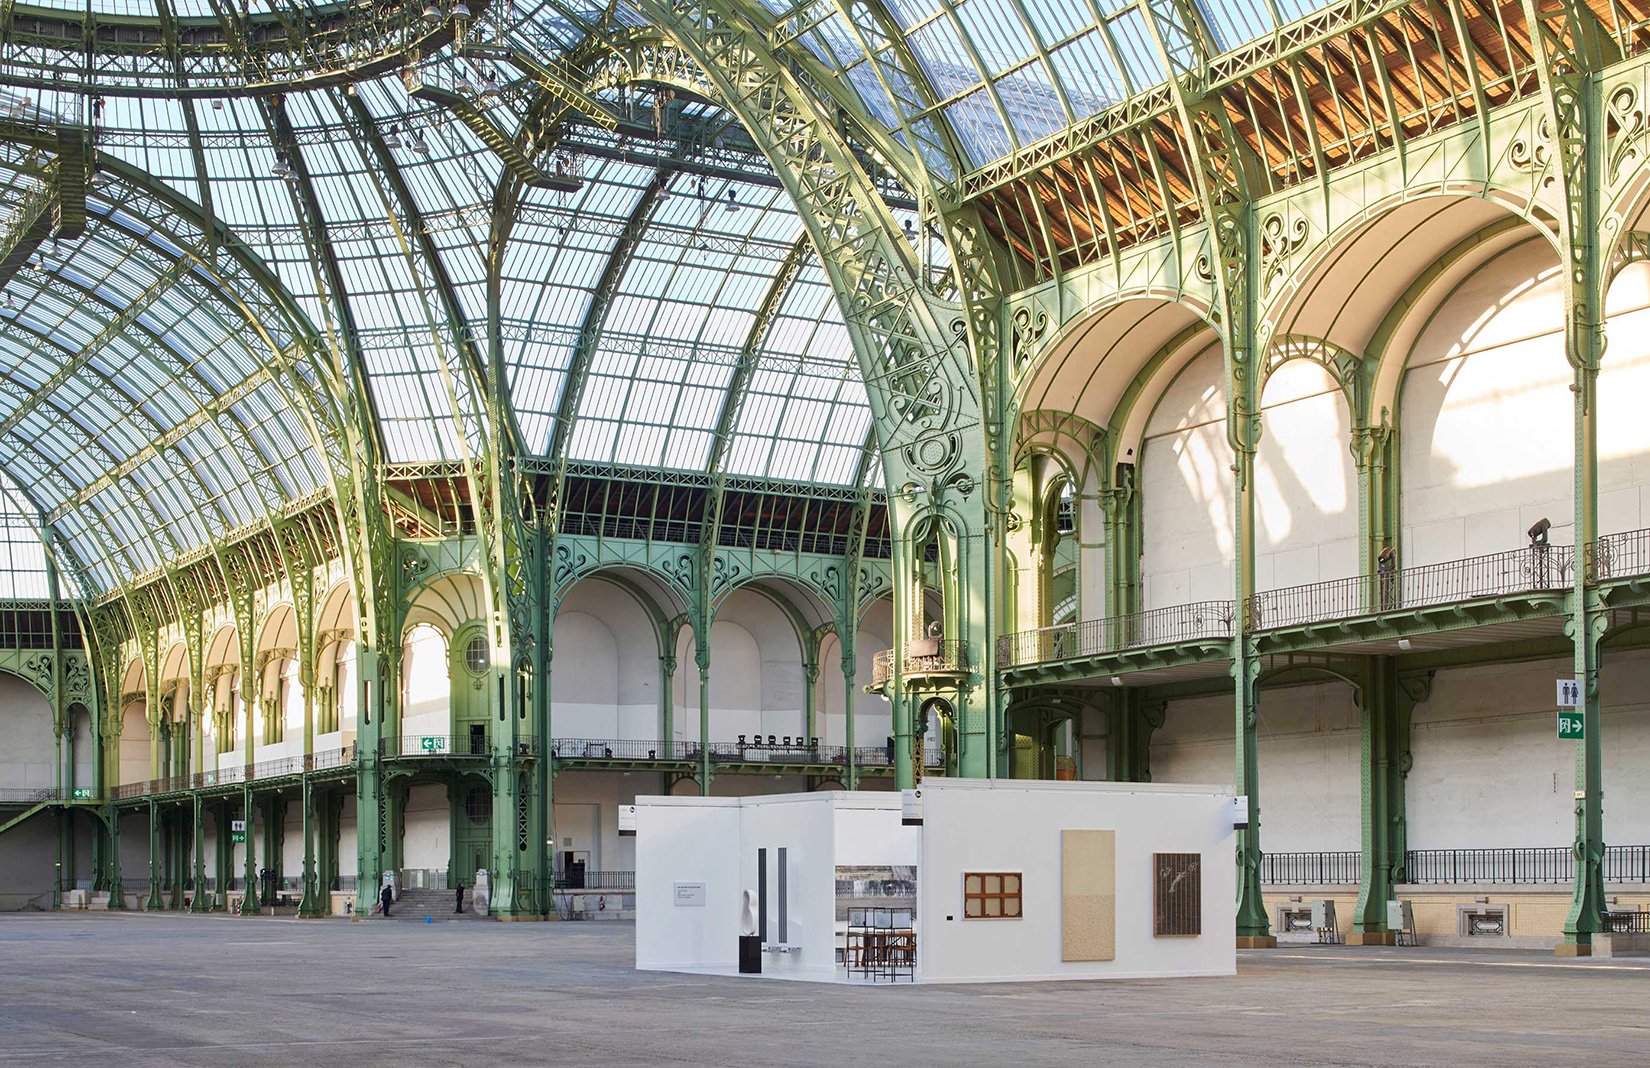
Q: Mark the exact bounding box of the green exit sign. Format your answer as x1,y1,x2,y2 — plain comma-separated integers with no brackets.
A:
1557,709,1585,740
71,788,93,799
420,736,447,752
231,831,246,844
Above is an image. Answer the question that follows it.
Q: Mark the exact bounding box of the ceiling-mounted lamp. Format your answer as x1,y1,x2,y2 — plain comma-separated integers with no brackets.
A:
212,98,225,111
271,151,296,180
422,0,442,24
479,69,501,99
902,218,914,239
452,0,471,19
383,126,403,150
409,129,429,156
724,187,739,213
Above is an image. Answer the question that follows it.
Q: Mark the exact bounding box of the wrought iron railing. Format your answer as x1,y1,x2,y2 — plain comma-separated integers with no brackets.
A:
1250,543,1576,631
553,869,635,891
998,601,1235,668
397,868,448,890
549,738,690,761
1260,851,1361,885
106,746,355,799
1592,527,1650,581
1259,846,1650,886
381,734,492,759
1605,910,1650,933
545,737,938,768
0,786,59,803
871,638,969,686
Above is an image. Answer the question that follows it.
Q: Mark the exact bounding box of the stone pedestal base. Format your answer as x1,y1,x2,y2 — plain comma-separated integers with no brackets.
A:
1554,940,1592,958
1235,935,1277,949
1346,930,1397,946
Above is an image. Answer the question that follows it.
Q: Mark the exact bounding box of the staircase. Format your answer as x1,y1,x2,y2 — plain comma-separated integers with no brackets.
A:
376,886,488,922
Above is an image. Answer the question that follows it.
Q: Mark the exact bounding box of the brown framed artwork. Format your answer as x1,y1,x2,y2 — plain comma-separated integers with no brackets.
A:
963,872,1022,918
1153,852,1202,936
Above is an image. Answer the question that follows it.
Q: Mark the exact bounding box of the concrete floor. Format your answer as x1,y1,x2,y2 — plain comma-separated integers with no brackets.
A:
2,915,1648,1067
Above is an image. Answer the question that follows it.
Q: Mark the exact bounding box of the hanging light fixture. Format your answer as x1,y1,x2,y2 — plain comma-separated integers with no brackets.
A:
271,151,296,179
410,129,429,156
383,126,403,150
452,1,471,19
724,187,739,214
479,69,501,99
422,1,442,24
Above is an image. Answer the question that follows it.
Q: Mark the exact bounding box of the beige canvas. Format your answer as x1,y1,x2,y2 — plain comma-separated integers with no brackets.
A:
1061,829,1116,961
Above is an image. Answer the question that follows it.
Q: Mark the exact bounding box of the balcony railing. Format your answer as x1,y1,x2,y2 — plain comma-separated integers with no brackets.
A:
870,638,969,686
1260,851,1361,885
0,787,60,804
999,601,1234,669
1250,543,1576,631
546,737,941,768
380,734,492,759
1259,845,1650,886
106,746,354,800
553,869,635,891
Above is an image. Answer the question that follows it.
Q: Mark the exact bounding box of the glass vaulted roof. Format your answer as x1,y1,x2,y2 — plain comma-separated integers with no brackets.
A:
0,0,1343,595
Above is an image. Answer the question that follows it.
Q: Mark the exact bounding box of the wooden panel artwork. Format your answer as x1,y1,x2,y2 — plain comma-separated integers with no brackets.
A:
962,872,1022,918
1153,852,1202,937
1060,829,1115,961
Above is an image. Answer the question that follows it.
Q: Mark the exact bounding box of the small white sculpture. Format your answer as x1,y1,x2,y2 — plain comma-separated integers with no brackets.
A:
473,869,491,916
740,889,757,937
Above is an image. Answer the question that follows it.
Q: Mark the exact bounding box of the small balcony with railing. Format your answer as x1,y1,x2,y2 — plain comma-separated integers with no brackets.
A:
870,637,969,687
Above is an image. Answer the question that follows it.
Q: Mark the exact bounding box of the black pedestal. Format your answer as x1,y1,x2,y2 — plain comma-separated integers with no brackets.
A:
738,934,762,974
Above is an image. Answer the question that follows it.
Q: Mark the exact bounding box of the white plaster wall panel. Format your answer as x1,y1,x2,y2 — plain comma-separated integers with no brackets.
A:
1406,658,1573,849
0,674,53,788
1140,346,1233,610
399,624,449,739
1255,360,1359,590
1598,262,1650,535
738,795,837,977
1600,650,1650,845
1401,241,1574,564
71,707,94,793
634,800,742,970
282,805,304,880
119,702,149,786
400,782,449,871
916,781,1235,982
548,610,621,739
816,598,895,750
718,590,806,740
555,580,661,741
0,817,59,908
1078,485,1107,619
1151,684,1359,853
708,619,762,741
118,810,149,884
339,805,357,887
1081,703,1108,780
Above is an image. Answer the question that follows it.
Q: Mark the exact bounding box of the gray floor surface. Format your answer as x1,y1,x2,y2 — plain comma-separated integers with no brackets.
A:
2,912,1647,1067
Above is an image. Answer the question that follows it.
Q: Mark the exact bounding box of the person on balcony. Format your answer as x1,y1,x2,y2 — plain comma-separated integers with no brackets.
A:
1377,545,1396,611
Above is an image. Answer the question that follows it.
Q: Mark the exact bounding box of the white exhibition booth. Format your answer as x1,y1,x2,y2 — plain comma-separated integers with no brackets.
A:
633,780,1237,983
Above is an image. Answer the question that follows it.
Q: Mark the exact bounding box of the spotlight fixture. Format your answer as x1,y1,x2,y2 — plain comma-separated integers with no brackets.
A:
479,69,501,98
1109,675,1123,687
212,99,225,111
422,0,442,24
724,187,739,213
271,152,295,179
903,218,914,238
409,129,429,155
452,0,471,18
1397,639,1412,651
1528,516,1551,546
383,127,403,149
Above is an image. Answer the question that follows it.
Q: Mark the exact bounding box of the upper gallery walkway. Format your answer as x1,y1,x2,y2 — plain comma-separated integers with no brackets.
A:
999,527,1650,686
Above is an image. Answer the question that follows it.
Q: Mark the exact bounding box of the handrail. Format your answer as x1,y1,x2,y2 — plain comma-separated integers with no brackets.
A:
870,638,969,685
998,600,1234,668
1250,543,1576,631
1259,845,1650,885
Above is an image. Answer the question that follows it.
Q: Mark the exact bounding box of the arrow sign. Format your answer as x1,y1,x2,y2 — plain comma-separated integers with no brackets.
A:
1556,679,1582,708
1557,709,1585,740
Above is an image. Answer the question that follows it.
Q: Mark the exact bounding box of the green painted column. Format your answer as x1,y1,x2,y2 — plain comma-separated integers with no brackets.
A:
190,793,210,912
239,786,259,914
1105,692,1164,783
1349,659,1422,942
697,652,712,797
658,652,676,754
144,799,163,911
840,649,857,790
100,807,124,909
297,777,326,918
214,800,232,910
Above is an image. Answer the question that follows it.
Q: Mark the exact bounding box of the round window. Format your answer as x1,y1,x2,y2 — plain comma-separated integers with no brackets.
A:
465,788,491,824
465,634,489,675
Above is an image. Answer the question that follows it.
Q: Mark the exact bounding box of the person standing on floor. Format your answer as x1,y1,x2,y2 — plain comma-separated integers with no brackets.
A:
380,882,393,917
455,883,465,914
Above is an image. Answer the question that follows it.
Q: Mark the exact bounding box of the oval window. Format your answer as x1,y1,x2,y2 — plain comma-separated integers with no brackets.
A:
465,634,488,675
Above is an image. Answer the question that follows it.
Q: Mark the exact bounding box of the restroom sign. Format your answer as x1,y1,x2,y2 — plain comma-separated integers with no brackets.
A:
1557,709,1585,740
1556,679,1582,708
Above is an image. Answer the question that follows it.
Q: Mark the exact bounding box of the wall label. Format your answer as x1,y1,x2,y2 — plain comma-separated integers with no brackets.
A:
673,882,707,907
1556,709,1584,740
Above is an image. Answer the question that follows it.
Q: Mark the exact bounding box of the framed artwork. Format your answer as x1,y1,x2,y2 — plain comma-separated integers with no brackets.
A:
963,872,1022,918
1153,852,1202,936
